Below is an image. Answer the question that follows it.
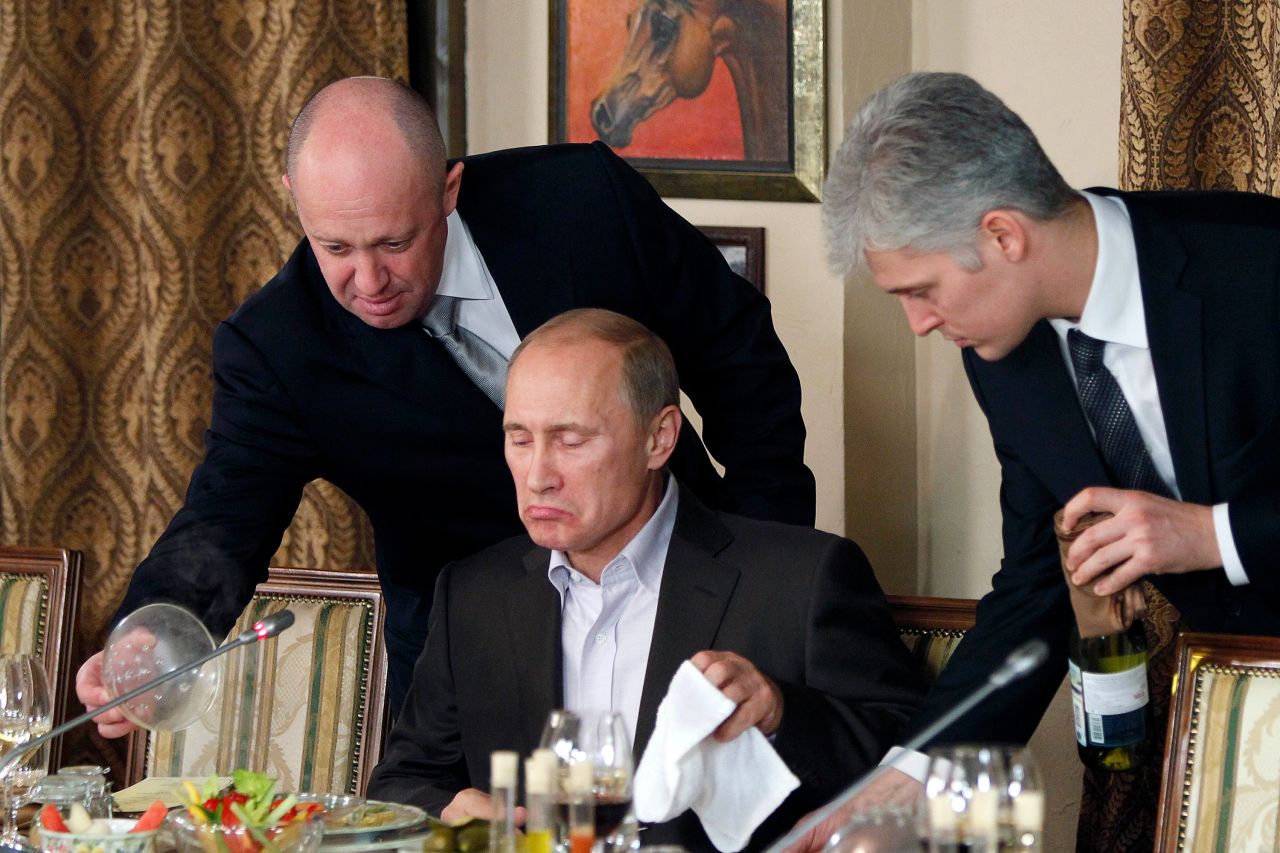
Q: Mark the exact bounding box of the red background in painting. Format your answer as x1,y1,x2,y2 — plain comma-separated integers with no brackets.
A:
564,0,745,161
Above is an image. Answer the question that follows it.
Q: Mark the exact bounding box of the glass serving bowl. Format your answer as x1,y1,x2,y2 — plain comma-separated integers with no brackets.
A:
37,817,159,853
166,807,324,853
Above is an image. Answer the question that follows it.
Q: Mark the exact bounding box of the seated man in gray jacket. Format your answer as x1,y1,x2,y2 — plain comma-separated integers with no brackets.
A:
369,309,923,853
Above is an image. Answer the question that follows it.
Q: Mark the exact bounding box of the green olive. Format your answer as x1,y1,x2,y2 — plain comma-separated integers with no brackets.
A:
457,823,491,853
423,828,456,852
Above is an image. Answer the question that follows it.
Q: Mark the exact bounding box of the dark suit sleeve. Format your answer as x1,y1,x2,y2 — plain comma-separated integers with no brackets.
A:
590,143,816,526
367,564,469,814
903,353,1071,746
767,537,925,801
113,320,315,636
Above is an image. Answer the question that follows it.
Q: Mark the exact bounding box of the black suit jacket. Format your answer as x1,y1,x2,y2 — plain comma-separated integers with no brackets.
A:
908,189,1280,744
116,143,815,709
368,486,924,853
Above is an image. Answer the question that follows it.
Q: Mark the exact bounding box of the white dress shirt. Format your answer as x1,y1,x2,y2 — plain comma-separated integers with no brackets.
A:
425,211,522,358
549,478,679,746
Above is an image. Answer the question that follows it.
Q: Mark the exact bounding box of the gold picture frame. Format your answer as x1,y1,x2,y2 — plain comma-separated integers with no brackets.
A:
549,0,825,202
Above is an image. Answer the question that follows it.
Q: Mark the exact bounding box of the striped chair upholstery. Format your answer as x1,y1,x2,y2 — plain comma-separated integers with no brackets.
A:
887,595,977,683
1156,632,1280,853
138,567,388,796
0,547,81,768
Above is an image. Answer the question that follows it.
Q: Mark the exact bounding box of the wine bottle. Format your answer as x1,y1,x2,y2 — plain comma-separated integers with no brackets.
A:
490,751,519,853
1068,623,1153,771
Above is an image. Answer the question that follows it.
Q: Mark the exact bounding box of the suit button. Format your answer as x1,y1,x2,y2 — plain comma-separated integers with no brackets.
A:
1223,595,1242,616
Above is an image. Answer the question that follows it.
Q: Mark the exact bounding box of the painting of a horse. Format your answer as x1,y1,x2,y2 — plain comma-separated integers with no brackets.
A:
577,0,789,163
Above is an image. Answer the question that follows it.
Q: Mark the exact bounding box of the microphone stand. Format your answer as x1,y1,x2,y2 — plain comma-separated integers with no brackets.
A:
0,610,295,852
764,638,1050,853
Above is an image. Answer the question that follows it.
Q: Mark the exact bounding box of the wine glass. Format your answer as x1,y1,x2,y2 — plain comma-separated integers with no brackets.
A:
579,712,633,850
1000,747,1044,851
919,745,1004,853
540,708,582,767
100,603,223,730
0,654,51,844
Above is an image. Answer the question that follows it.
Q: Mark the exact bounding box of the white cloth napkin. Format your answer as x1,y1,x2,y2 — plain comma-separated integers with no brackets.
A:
633,660,800,852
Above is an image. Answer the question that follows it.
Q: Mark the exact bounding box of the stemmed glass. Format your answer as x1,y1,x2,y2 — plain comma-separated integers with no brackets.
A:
1000,747,1044,852
0,654,52,843
579,712,633,847
538,710,635,852
919,745,1004,852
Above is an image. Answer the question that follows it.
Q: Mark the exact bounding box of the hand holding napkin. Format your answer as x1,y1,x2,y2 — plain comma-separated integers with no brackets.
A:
634,660,799,852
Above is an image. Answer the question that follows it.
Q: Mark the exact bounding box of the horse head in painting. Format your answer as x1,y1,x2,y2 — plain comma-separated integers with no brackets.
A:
590,0,788,161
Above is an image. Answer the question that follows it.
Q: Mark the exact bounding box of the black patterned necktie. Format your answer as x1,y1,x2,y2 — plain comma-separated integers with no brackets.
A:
1067,328,1172,497
422,295,508,408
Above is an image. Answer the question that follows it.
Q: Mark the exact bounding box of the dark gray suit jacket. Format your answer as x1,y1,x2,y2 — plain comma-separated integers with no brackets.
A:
907,189,1280,746
369,486,924,853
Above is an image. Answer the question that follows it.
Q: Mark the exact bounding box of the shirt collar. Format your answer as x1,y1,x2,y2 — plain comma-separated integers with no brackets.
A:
547,476,679,597
433,211,494,302
1051,191,1147,348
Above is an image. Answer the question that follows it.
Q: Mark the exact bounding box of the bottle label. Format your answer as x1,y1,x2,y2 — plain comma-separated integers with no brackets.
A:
1068,660,1149,747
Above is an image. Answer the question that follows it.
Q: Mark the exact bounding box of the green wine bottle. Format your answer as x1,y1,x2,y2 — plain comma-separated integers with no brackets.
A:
1068,623,1153,771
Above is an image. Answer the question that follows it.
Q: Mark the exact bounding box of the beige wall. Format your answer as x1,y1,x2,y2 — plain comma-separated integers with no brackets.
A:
911,0,1123,596
465,0,1122,596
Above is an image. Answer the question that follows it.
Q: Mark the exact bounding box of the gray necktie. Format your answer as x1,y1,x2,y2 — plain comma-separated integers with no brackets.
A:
422,295,508,408
1067,328,1171,498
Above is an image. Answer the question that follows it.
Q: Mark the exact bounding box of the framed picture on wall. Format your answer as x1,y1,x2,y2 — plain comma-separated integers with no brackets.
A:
549,0,825,202
698,225,765,292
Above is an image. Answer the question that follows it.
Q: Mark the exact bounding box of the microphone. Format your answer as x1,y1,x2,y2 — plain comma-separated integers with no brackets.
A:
0,608,297,783
764,639,1050,853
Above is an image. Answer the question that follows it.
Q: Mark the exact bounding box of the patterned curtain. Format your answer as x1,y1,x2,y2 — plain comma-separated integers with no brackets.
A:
0,1,404,773
1121,0,1280,193
1096,2,1280,849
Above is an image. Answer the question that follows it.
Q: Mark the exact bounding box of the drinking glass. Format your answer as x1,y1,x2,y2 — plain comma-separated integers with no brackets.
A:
0,654,51,843
1000,748,1044,852
919,745,1004,853
538,710,635,853
579,712,633,846
101,602,222,731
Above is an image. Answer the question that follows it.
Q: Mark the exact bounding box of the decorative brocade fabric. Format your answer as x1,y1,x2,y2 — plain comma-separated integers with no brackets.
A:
0,1,405,774
1106,2,1278,849
148,594,378,796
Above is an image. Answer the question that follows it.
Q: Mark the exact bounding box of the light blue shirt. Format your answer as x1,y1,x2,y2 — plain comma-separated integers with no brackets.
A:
548,478,679,745
428,211,522,358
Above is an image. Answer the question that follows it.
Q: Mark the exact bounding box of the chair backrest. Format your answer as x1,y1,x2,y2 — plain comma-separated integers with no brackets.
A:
1155,631,1280,853
132,567,388,795
0,547,81,769
886,594,977,683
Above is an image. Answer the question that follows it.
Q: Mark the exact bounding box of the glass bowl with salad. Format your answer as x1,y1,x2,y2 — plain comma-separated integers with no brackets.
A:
168,770,324,853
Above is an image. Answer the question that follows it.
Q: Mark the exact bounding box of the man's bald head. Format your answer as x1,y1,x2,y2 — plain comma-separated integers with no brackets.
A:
286,77,448,194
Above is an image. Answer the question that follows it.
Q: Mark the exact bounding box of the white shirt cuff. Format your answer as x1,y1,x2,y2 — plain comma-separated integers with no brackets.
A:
880,745,930,784
1213,502,1249,586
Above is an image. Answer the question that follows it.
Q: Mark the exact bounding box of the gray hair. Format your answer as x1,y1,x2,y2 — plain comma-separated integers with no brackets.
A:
286,77,447,194
511,309,680,424
823,72,1076,272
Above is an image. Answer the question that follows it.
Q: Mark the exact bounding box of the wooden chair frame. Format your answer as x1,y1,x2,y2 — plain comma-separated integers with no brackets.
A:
126,566,389,794
0,546,82,770
886,594,978,633
1155,631,1280,853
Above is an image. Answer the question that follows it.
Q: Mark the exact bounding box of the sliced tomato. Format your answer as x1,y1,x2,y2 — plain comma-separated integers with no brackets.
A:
39,803,69,833
131,800,169,832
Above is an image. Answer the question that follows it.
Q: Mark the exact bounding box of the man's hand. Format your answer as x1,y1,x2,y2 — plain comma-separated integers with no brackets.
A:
689,650,784,742
441,788,527,824
1062,487,1221,595
74,651,138,739
783,769,922,853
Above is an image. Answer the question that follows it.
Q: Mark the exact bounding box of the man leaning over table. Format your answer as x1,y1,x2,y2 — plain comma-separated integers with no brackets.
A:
74,74,818,730
367,309,924,853
790,71,1280,851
